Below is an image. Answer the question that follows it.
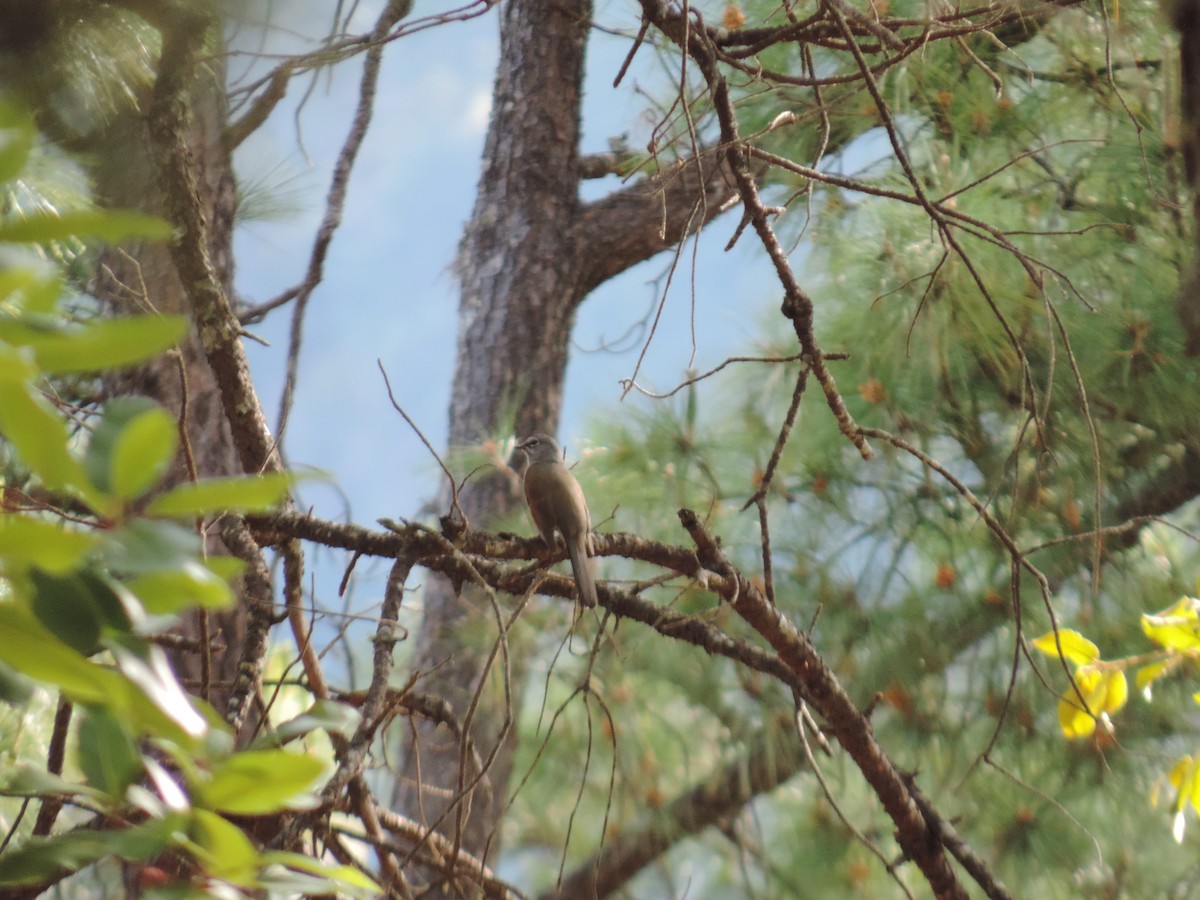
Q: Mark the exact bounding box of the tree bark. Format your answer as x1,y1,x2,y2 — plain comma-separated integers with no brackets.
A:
391,0,592,873
88,18,250,731
392,0,737,878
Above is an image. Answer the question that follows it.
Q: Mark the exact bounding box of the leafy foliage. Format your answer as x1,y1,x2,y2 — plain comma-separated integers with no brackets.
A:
521,5,1200,896
0,102,371,897
1037,592,1200,843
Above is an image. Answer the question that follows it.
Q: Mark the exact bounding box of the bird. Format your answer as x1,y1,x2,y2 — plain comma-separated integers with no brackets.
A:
514,433,597,608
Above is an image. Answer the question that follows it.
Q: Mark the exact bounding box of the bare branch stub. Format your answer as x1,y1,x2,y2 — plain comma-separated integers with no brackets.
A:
218,514,277,740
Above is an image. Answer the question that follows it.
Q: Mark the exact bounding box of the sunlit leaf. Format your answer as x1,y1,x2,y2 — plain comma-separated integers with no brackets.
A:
0,604,121,705
0,209,172,244
1136,660,1171,700
1174,757,1200,816
250,699,361,750
260,852,380,895
1168,755,1193,789
78,705,143,799
1055,666,1125,739
0,515,99,573
1101,670,1128,716
128,562,233,615
85,397,177,500
0,353,99,508
144,757,190,814
146,473,294,518
0,818,174,885
1032,629,1100,666
197,749,326,815
188,808,260,885
1142,597,1200,651
28,315,187,375
1058,691,1097,740
108,641,206,740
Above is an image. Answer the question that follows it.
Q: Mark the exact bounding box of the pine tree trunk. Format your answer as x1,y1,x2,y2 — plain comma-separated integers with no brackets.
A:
392,0,591,872
90,34,248,728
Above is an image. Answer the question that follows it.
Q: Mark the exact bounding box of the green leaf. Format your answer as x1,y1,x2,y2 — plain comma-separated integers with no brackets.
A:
78,706,143,799
0,659,34,703
261,851,380,894
0,209,173,245
142,885,216,900
0,515,99,573
29,315,188,375
101,519,202,574
111,407,178,501
202,555,246,582
108,640,207,741
29,569,136,654
188,808,260,885
128,562,233,615
147,473,294,518
28,570,102,654
256,863,373,896
0,819,174,885
0,269,60,314
83,398,179,501
1,765,104,804
250,699,361,750
0,604,121,705
0,624,200,751
0,354,97,507
197,749,326,815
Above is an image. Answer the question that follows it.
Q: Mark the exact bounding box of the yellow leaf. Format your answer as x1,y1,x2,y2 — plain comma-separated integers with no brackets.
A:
1189,766,1200,818
1177,758,1200,815
1033,629,1100,666
1055,667,1126,739
1057,667,1101,739
1057,693,1095,739
1142,597,1200,651
1100,671,1128,716
1137,660,1170,699
1168,755,1193,790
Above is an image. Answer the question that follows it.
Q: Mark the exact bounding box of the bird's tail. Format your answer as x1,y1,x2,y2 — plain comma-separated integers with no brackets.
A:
567,535,598,608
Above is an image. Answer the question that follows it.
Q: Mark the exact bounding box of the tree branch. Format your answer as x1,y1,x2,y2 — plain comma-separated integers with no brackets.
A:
676,509,975,899
572,150,737,295
145,12,281,477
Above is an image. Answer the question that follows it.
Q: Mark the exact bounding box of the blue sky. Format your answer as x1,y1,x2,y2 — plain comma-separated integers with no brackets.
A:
232,2,779,517
229,3,781,624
